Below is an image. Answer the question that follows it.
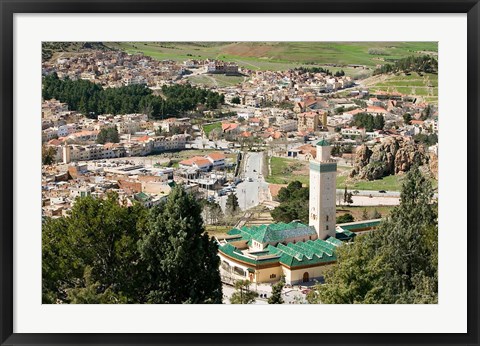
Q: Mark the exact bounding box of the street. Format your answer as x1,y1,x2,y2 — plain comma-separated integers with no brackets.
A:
218,151,270,212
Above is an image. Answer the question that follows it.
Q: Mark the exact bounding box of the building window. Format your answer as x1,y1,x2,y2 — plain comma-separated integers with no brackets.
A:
326,215,329,222
270,274,276,279
326,225,329,230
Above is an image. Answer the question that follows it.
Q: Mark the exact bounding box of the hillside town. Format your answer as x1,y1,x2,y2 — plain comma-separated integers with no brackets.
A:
41,43,439,305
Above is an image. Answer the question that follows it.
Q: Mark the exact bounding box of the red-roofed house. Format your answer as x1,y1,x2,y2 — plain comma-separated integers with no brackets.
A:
179,156,212,171
222,123,240,134
366,106,388,114
206,152,226,168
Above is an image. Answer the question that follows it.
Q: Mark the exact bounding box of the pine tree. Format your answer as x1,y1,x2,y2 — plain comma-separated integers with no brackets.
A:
230,280,258,304
138,185,222,304
268,276,285,304
225,192,240,216
309,166,437,304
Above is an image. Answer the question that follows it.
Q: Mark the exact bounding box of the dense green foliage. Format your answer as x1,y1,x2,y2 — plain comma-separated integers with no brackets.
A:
268,276,285,304
413,133,438,146
373,55,438,75
231,96,241,104
271,181,309,224
42,73,224,119
42,186,222,304
308,166,437,304
97,127,120,144
230,280,258,304
403,113,413,125
42,193,148,303
295,66,333,75
351,113,385,132
336,213,354,224
138,186,222,303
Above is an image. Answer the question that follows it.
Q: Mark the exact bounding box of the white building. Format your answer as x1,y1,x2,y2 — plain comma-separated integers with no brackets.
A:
309,139,337,239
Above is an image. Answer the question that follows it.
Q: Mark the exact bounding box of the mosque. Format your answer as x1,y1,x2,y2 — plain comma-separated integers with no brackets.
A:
216,139,380,285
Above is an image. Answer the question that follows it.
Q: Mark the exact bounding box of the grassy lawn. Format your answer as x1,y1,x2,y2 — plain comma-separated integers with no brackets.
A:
188,74,244,88
337,174,438,191
336,205,395,221
266,157,309,185
203,122,222,137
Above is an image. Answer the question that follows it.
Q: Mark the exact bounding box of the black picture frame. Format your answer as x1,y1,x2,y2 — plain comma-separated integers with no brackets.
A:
1,1,479,345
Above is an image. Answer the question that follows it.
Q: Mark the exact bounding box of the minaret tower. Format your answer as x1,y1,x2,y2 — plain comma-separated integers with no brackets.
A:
309,138,337,239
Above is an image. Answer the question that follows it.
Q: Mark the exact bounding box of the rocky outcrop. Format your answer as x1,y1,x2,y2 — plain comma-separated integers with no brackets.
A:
350,137,431,181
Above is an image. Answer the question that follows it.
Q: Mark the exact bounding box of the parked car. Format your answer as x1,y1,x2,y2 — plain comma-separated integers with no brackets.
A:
248,177,253,182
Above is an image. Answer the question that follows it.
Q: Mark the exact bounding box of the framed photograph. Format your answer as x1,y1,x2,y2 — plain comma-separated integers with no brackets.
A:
1,1,479,345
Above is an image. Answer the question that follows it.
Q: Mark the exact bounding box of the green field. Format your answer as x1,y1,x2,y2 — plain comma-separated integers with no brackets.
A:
203,122,222,136
266,157,310,185
188,74,245,88
365,72,438,102
337,174,438,191
267,156,437,192
105,42,437,71
337,205,395,221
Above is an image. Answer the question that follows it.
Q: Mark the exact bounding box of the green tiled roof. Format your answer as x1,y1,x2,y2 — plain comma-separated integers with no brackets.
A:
337,219,381,231
218,243,280,266
134,192,150,202
336,229,356,241
226,222,316,245
267,239,337,268
220,224,347,269
326,237,343,246
316,139,330,146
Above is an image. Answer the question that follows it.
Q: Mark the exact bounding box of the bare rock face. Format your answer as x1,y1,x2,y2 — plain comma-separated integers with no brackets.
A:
349,144,372,178
350,137,430,181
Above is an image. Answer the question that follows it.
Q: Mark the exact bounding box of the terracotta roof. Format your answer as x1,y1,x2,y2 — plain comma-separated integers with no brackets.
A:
180,156,212,167
366,106,388,114
410,120,424,125
207,152,226,161
346,109,365,116
222,123,239,132
47,139,63,146
136,135,151,142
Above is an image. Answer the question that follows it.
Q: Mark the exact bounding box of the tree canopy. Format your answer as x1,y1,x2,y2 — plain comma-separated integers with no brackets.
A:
230,280,258,304
351,113,385,132
268,276,285,304
138,186,222,303
97,127,119,144
373,55,438,75
42,73,224,119
307,166,437,304
42,186,222,304
271,181,309,224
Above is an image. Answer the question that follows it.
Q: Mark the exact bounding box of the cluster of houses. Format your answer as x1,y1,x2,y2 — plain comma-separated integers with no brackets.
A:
42,100,192,164
41,48,439,225
42,50,185,88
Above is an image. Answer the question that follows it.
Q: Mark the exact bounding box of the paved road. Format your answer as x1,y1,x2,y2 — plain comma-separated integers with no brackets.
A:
337,189,400,197
236,152,270,211
217,151,270,212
